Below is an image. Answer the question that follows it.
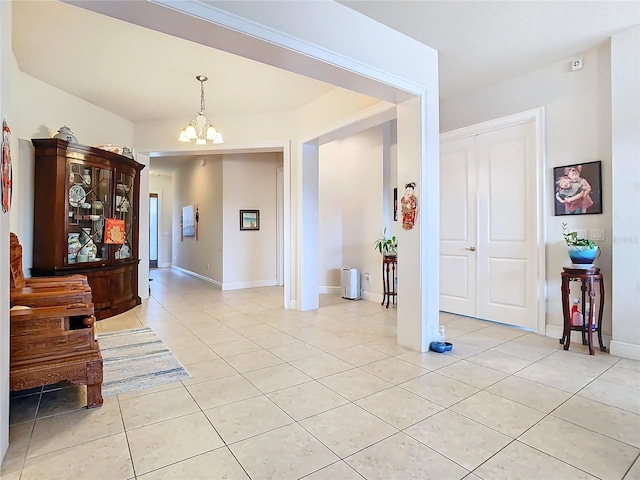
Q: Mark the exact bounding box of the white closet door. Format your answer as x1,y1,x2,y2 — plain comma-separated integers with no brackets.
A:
476,121,538,329
439,136,477,317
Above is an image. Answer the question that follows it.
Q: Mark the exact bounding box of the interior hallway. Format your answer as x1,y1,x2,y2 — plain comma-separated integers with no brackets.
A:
2,268,639,480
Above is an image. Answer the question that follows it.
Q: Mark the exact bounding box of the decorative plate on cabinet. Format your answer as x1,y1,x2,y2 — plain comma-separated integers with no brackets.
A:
69,184,86,207
95,144,124,155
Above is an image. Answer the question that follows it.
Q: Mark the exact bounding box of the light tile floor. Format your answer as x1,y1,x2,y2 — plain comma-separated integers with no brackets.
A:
2,268,640,480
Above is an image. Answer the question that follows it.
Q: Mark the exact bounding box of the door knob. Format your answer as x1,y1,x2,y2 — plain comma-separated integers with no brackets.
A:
465,246,476,252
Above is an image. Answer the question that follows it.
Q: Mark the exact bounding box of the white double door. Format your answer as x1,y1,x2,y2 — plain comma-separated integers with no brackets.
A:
439,119,540,330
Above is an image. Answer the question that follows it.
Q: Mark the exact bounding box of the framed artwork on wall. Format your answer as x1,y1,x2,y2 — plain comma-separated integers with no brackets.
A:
182,205,195,236
553,161,602,216
240,209,260,230
393,187,398,221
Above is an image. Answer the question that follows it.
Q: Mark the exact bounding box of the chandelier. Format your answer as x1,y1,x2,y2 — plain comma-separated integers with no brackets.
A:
179,75,224,145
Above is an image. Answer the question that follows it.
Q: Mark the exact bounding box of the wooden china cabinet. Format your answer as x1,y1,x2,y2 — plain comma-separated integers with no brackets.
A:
31,138,145,320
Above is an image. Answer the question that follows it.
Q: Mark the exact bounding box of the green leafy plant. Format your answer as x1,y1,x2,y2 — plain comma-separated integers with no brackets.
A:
373,228,398,256
562,223,596,248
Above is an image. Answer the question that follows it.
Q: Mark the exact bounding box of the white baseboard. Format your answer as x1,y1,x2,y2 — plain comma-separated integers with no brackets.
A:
222,279,277,291
609,340,640,361
170,267,277,291
320,287,383,304
171,266,222,289
545,324,611,351
319,286,340,294
544,324,563,341
362,291,383,304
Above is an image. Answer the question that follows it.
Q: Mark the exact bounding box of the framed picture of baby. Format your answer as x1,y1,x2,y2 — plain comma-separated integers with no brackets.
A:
553,161,602,216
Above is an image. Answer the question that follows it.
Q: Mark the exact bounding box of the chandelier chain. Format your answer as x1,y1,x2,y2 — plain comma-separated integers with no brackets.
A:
199,79,206,115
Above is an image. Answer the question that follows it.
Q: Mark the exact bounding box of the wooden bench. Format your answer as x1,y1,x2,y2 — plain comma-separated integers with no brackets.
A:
9,233,103,408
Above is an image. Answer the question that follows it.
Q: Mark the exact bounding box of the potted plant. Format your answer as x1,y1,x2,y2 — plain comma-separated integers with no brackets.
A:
562,223,598,265
373,228,398,257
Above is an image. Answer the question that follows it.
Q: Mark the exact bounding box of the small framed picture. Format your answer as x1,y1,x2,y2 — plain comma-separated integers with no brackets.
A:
240,210,260,230
553,161,602,216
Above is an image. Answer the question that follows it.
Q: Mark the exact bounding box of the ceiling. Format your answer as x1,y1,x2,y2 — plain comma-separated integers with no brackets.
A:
340,1,639,99
12,1,337,123
12,0,639,173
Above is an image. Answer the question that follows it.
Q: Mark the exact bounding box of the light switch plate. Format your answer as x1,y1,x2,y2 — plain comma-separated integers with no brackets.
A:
590,229,604,240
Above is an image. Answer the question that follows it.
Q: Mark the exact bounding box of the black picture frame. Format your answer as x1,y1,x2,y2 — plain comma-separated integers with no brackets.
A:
553,161,602,216
393,187,398,221
240,209,260,230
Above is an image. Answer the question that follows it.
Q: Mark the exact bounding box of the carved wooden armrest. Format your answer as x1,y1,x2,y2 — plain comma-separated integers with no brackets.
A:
17,282,91,293
25,279,89,289
10,287,93,309
10,304,95,323
26,274,88,284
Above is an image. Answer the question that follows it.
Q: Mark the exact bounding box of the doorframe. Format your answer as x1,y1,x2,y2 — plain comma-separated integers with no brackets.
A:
149,193,158,269
440,107,547,335
276,166,284,286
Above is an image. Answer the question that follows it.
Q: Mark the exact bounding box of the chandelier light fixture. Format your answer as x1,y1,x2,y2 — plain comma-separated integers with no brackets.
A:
179,75,224,145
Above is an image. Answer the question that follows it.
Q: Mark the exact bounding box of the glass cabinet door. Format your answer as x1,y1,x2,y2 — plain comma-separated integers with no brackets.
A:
115,171,135,260
67,161,112,264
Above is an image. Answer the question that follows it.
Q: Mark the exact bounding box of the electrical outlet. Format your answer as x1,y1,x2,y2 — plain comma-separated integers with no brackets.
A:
365,272,370,281
590,229,604,240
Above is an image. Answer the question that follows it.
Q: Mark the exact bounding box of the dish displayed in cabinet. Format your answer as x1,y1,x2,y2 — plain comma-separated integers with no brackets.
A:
115,195,130,212
116,183,130,193
69,184,86,207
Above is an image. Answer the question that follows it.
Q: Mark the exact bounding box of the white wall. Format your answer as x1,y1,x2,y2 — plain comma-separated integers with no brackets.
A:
440,44,613,336
295,90,382,140
171,152,283,289
172,155,224,284
319,124,386,298
610,26,640,360
291,91,393,308
222,152,282,289
149,174,173,267
14,70,133,147
0,0,12,464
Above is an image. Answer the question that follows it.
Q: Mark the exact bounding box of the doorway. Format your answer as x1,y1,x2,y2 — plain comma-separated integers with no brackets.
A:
439,109,545,331
149,193,158,269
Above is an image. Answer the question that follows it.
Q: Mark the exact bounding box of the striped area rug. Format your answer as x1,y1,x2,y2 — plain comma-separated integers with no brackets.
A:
98,327,191,397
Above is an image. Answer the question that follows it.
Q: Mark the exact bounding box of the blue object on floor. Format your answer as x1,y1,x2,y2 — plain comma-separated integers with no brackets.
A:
430,341,453,353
